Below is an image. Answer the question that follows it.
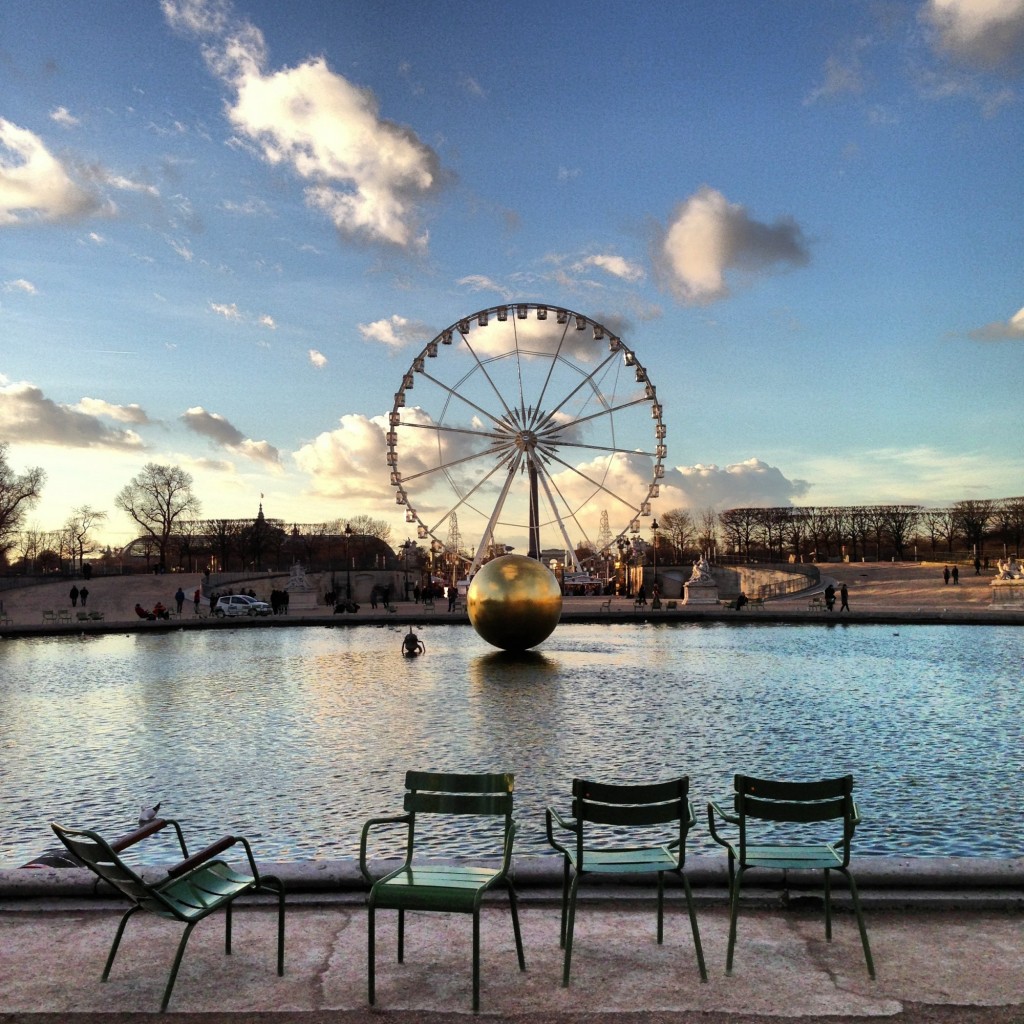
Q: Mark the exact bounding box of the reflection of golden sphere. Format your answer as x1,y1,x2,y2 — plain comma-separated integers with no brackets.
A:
467,555,563,651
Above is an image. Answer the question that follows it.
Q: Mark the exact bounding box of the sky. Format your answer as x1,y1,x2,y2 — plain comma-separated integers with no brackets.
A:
2,0,1023,553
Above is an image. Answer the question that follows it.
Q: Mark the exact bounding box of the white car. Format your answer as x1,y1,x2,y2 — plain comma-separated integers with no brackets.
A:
213,594,272,617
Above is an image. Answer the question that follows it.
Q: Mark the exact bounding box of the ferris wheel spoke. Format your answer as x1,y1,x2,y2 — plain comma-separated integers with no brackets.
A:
398,438,517,487
542,349,623,423
538,393,656,441
542,449,644,520
534,464,589,572
470,452,523,568
547,439,661,458
425,453,518,539
456,334,519,425
415,369,512,433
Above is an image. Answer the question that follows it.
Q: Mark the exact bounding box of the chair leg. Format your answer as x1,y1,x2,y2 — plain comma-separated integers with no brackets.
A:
726,864,745,975
562,873,581,987
102,906,140,981
472,906,481,1013
841,869,875,979
367,902,376,1005
162,921,197,1012
680,874,708,982
506,881,526,971
824,868,832,942
656,871,665,944
397,908,405,962
259,876,286,976
559,857,570,948
225,900,233,955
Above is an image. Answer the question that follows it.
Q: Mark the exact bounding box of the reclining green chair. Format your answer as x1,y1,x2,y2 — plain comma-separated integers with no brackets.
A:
707,773,874,978
359,770,526,1012
546,776,707,986
51,817,285,1012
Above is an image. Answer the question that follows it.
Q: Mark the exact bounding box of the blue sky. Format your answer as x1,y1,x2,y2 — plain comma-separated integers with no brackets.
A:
2,0,1023,552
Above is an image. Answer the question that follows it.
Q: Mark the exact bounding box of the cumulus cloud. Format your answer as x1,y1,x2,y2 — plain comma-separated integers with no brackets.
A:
181,405,281,465
0,380,144,448
74,397,152,424
0,119,107,226
922,0,1024,72
292,412,390,499
308,349,328,368
659,458,811,509
210,301,242,320
653,187,809,304
967,305,1024,340
162,0,443,251
358,314,432,349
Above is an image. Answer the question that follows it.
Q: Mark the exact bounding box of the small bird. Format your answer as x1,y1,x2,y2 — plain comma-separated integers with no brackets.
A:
138,802,161,825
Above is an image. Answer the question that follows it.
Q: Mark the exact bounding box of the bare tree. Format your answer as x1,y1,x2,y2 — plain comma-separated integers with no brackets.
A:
115,464,201,571
951,499,995,559
875,505,922,560
0,443,45,564
659,508,696,562
920,507,956,554
65,505,107,574
697,507,718,556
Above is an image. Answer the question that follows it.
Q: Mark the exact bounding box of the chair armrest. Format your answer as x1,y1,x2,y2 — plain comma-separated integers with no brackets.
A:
706,799,738,848
110,817,187,856
544,805,579,856
359,813,411,884
501,818,517,875
165,834,247,879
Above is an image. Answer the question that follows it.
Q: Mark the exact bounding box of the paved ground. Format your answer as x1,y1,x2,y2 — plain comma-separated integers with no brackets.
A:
1,888,1023,1023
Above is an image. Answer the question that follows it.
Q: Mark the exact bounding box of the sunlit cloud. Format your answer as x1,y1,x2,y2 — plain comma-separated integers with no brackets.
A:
922,0,1024,72
0,380,144,448
652,186,809,305
181,405,282,465
0,119,109,226
658,458,811,510
292,412,390,499
308,349,327,368
967,305,1024,340
162,0,444,251
578,254,644,283
357,314,432,349
210,300,242,320
74,397,152,424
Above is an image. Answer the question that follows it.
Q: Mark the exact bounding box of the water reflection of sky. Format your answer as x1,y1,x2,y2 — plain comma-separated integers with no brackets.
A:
1,622,1020,866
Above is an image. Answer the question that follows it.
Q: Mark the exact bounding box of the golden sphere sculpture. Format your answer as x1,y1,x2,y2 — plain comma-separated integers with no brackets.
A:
467,554,563,651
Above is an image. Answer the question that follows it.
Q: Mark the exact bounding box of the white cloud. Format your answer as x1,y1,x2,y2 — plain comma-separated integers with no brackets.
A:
259,313,276,329
181,405,281,465
579,254,645,283
658,458,811,510
292,413,390,499
74,398,152,424
358,314,431,349
3,278,37,294
653,186,809,304
922,0,1024,72
0,381,144,448
210,301,242,320
0,119,107,226
967,304,1024,340
49,106,80,128
308,349,327,368
163,0,443,251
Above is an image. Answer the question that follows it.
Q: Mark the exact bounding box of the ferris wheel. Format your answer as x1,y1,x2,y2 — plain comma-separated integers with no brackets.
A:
387,303,667,575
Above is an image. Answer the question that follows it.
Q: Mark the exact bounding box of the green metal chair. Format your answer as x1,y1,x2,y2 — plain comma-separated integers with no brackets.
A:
51,817,285,1012
546,777,707,986
707,774,874,978
359,770,526,1012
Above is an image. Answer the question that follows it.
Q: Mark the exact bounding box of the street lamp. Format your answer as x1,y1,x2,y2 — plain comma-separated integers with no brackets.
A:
651,518,659,589
344,522,353,599
616,537,631,596
401,538,415,600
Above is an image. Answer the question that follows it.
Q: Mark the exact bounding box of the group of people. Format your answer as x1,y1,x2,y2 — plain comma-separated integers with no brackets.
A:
68,585,89,607
134,602,170,621
822,582,850,611
942,565,960,585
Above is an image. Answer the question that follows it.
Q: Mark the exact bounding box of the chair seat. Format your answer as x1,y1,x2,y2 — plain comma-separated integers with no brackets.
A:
372,864,503,912
731,843,844,872
157,861,257,919
569,845,678,875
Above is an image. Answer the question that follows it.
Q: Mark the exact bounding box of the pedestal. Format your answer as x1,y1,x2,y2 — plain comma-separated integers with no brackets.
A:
683,580,719,605
991,579,1024,608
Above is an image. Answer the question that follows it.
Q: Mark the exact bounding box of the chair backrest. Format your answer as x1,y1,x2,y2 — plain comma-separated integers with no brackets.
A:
51,822,179,917
732,774,857,866
571,777,690,865
402,771,515,851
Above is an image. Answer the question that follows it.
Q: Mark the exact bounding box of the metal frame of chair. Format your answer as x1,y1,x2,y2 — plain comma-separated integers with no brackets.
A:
359,770,525,1012
546,776,707,986
51,817,285,1011
707,773,874,978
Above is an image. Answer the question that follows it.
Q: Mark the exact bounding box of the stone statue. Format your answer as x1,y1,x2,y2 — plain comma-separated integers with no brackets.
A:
688,555,714,584
995,557,1024,580
287,560,311,592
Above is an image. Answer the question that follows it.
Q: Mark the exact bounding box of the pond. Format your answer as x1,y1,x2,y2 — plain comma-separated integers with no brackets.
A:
0,621,1020,866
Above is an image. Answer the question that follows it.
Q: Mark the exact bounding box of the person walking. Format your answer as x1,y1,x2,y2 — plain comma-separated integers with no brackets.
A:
193,588,201,614
943,566,950,585
69,585,79,607
974,557,981,575
839,582,850,612
174,587,185,614
823,583,836,610
952,565,959,585
79,586,88,607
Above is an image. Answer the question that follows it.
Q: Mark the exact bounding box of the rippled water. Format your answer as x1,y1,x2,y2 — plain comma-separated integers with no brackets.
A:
1,621,1021,866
